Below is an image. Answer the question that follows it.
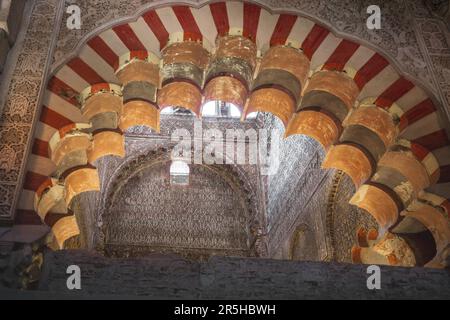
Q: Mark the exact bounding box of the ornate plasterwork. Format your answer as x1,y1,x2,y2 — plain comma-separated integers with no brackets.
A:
81,131,268,258
0,0,62,221
410,3,450,120
104,161,251,259
53,113,268,257
424,0,450,29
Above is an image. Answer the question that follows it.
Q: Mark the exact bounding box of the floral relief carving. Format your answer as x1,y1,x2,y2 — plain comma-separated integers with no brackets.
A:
16,53,46,77
0,184,15,218
0,146,16,174
0,0,61,220
415,13,450,115
0,124,30,182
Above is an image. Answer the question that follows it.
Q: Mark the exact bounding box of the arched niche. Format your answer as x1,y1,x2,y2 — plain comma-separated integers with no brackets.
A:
78,147,265,259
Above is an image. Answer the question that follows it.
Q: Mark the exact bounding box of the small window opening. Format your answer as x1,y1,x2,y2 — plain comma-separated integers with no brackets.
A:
170,160,190,186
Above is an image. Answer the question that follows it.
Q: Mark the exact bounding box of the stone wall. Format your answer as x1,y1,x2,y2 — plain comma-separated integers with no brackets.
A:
0,0,27,73
18,250,448,299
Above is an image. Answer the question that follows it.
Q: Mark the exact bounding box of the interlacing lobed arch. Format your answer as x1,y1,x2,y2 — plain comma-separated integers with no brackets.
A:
19,1,450,267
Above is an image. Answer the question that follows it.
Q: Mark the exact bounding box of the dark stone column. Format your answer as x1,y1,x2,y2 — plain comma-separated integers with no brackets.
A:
0,29,9,73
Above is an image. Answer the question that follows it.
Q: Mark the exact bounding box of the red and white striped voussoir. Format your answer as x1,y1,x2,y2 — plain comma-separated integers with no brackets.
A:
165,32,212,51
48,123,93,156
54,2,420,113
398,98,437,132
397,139,441,185
27,1,450,163
114,50,160,73
33,177,65,220
358,97,404,121
34,177,59,202
418,192,450,218
78,83,122,108
358,96,441,139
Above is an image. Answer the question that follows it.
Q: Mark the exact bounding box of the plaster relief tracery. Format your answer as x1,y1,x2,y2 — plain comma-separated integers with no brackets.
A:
94,146,265,259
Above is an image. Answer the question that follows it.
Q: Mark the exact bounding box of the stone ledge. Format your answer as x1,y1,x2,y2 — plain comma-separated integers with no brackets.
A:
0,28,9,73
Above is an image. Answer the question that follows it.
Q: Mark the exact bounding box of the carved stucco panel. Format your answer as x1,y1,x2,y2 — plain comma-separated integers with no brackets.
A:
414,15,450,117
0,0,61,219
106,164,250,255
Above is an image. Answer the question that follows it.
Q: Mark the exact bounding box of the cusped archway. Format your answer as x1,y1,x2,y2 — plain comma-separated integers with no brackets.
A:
19,1,450,268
